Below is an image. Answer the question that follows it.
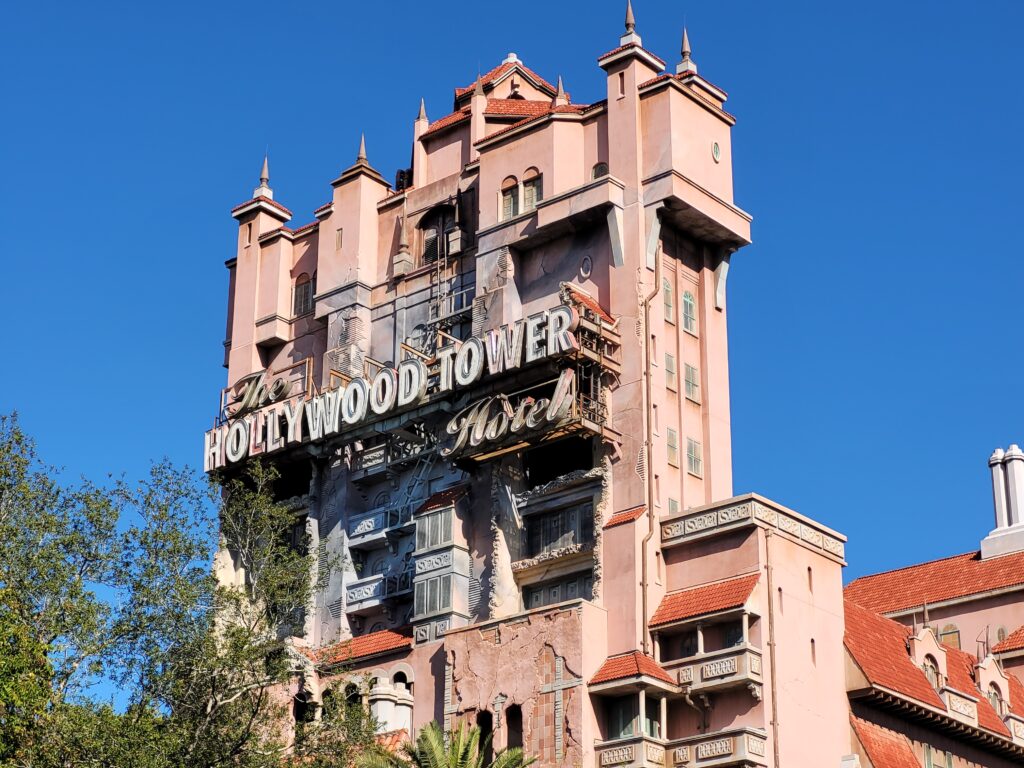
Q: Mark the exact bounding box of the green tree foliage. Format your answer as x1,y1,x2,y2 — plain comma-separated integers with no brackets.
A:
0,414,375,767
356,721,535,768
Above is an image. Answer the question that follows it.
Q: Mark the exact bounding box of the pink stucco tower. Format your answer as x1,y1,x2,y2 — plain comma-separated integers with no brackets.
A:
206,5,854,766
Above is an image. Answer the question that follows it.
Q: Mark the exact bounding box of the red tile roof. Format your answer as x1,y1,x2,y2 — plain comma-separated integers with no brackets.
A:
850,716,920,768
316,626,413,666
485,98,554,117
844,550,1024,615
944,645,1011,736
604,505,645,529
596,42,666,68
417,485,468,514
994,623,1024,653
649,573,759,628
844,600,946,709
477,104,587,144
421,107,471,138
313,201,332,214
455,61,557,99
590,651,674,685
292,221,318,235
1009,671,1024,714
563,284,614,323
375,729,409,753
231,194,293,217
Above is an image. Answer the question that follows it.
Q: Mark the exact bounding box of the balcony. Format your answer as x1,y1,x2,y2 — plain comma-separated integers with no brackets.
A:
596,729,768,768
595,735,667,768
667,728,768,767
350,434,434,483
347,504,416,552
345,569,414,615
665,646,763,700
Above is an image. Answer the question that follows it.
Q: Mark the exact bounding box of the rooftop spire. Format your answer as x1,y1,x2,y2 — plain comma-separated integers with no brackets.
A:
677,26,698,75
253,152,274,199
473,72,485,97
417,97,427,122
356,133,367,164
620,0,642,45
552,75,568,106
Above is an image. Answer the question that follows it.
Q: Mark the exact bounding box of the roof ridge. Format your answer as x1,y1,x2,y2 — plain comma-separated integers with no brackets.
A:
847,549,980,584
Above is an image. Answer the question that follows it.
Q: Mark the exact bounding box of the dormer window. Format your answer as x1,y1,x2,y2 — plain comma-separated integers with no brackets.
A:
522,167,542,212
592,162,609,179
501,176,519,220
293,273,315,316
987,683,1005,716
922,654,941,690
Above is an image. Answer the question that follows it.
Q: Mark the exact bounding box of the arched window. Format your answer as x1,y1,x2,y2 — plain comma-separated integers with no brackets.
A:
501,176,519,220
939,623,961,650
988,683,1004,715
293,272,315,316
997,626,1008,643
344,683,361,706
922,655,941,690
592,162,609,179
682,291,697,334
522,167,542,212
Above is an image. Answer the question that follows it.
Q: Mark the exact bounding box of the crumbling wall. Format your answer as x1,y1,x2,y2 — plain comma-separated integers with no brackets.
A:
444,605,585,766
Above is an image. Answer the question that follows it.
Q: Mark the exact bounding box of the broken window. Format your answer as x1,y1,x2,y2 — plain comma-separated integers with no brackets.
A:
523,436,594,489
525,503,593,558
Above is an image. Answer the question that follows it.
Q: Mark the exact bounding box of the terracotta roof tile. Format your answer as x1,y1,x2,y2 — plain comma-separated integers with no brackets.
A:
231,194,292,217
313,201,332,214
590,651,673,685
850,716,920,768
417,485,468,514
649,573,759,628
455,61,557,99
604,505,645,529
563,284,614,323
596,42,666,68
845,550,1024,615
422,107,471,138
994,623,1024,653
843,601,946,709
375,729,408,753
1008,671,1024,715
293,221,318,235
951,646,1012,736
316,626,413,666
485,98,554,117
477,104,587,144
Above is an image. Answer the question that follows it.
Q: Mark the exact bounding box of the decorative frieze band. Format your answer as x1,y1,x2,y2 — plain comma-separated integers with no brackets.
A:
416,551,453,574
702,657,737,679
661,500,845,560
645,743,665,764
696,738,733,759
947,692,977,719
746,735,766,757
600,745,634,765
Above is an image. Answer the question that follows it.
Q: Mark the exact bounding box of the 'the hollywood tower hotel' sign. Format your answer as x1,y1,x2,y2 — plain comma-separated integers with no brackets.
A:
204,4,852,766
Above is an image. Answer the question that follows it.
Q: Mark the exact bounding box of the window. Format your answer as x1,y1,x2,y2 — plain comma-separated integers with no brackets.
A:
525,503,593,558
662,630,697,661
997,626,1007,643
987,683,1005,716
506,705,523,749
682,291,697,334
939,623,961,649
524,571,593,610
606,696,636,739
922,655,941,690
663,278,674,321
287,516,308,555
501,176,519,220
925,747,953,768
293,273,315,316
592,162,609,179
722,620,744,648
415,508,453,551
684,364,700,403
666,428,679,467
420,206,454,264
686,438,703,477
665,353,677,390
335,227,344,250
617,72,625,98
522,168,542,211
246,222,253,245
413,573,452,617
668,498,679,516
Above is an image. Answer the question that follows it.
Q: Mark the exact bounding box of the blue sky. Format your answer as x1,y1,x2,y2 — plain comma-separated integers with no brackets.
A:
1,1,1021,582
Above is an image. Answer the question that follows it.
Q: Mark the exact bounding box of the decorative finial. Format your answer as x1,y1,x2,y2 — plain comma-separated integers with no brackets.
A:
474,73,485,97
357,133,367,163
676,26,698,75
625,0,635,33
553,75,568,106
417,97,427,121
253,152,273,199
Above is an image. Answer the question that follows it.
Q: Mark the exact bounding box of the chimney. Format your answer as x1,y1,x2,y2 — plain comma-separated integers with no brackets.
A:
981,444,1024,559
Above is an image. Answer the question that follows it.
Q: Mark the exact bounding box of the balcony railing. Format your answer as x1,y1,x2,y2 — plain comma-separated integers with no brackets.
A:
347,504,417,551
345,568,414,615
595,729,768,768
429,286,475,324
664,646,763,699
350,436,434,481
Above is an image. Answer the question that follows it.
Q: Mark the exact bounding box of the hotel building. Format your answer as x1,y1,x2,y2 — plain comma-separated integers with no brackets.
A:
204,4,1024,766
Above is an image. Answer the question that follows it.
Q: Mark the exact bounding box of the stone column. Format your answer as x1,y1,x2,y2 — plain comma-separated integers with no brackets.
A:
990,448,1009,529
1004,445,1024,527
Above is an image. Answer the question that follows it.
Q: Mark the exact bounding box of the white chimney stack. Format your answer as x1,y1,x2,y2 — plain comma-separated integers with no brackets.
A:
981,444,1024,559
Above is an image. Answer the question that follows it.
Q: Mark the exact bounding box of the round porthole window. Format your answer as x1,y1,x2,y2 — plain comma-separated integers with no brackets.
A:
580,254,593,279
712,142,721,163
